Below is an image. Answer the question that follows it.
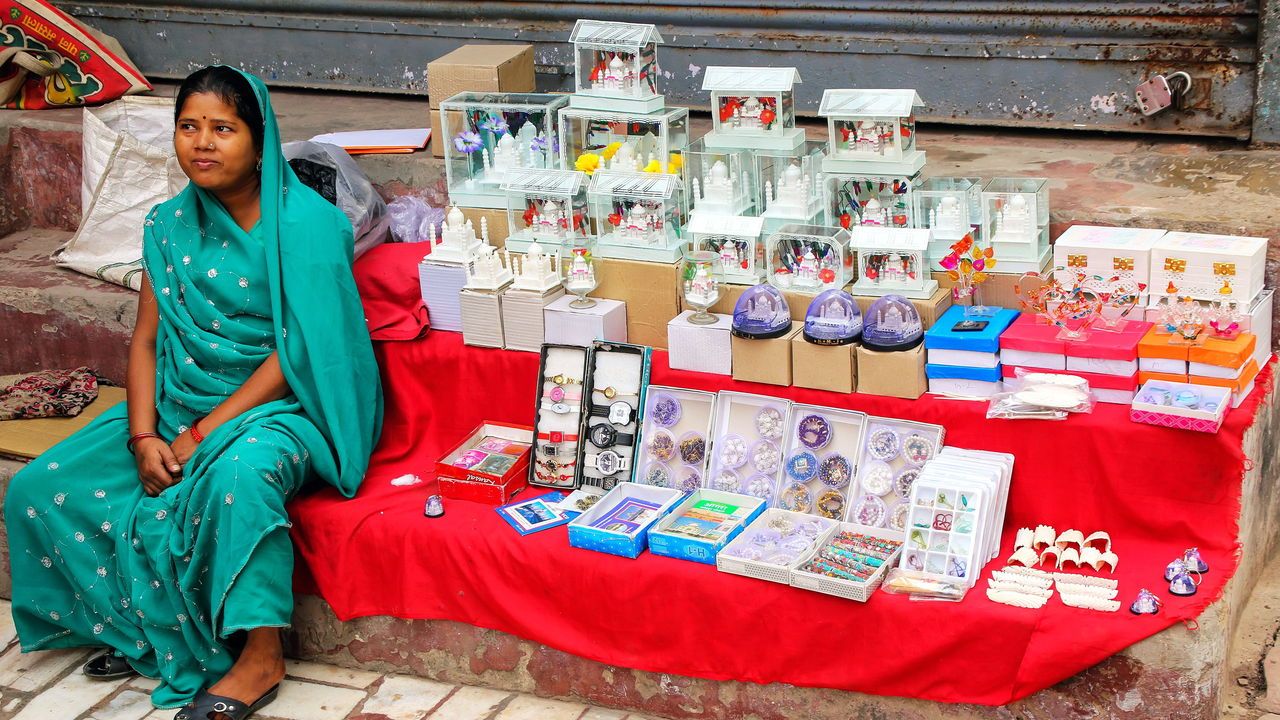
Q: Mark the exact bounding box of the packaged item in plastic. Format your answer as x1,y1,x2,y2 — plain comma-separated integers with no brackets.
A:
987,369,1096,420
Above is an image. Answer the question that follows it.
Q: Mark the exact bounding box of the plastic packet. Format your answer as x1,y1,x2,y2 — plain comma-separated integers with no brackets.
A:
282,141,389,256
987,370,1096,420
880,568,969,601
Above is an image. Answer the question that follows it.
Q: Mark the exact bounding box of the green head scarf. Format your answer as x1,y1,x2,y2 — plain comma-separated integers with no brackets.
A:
145,67,383,496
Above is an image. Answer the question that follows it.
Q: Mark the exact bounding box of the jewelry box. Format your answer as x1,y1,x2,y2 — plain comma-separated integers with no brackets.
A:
717,508,839,585
437,422,534,505
901,449,1010,587
634,387,717,493
647,488,767,565
577,341,651,491
776,406,868,522
1051,224,1167,295
529,343,592,490
705,391,794,506
1148,231,1268,306
701,66,805,152
928,447,1013,564
846,417,945,536
1130,379,1232,433
789,523,905,602
567,482,684,558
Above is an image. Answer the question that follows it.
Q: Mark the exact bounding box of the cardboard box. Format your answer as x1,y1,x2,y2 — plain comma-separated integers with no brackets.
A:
692,284,952,330
932,271,1036,311
418,261,468,332
544,295,627,347
857,344,927,399
926,363,1004,398
436,423,533,504
460,288,506,348
427,44,536,157
1139,357,1188,375
1139,369,1190,384
854,285,954,331
592,258,681,349
924,305,1020,356
567,483,684,558
1131,380,1231,433
791,335,857,394
668,311,732,375
646,489,767,565
732,322,801,386
454,206,511,248
999,313,1067,370
1190,358,1260,394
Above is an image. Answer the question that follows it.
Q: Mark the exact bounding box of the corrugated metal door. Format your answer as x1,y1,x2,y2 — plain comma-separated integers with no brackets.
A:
64,0,1263,139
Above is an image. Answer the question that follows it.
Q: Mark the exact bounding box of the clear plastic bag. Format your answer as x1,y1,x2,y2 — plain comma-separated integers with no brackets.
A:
880,568,969,601
987,370,1096,420
386,194,446,243
282,141,389,257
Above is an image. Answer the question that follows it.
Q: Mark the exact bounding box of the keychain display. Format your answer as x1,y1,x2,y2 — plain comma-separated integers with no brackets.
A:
635,387,717,492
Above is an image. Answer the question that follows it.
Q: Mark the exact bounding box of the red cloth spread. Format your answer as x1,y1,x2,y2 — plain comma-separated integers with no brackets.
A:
290,247,1274,705
353,242,431,341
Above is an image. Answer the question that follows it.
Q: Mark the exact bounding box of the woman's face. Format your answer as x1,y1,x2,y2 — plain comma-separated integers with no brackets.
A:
174,91,259,195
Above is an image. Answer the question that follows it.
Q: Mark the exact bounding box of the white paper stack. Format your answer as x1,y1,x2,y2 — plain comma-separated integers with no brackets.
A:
418,261,467,332
460,289,506,348
501,287,567,352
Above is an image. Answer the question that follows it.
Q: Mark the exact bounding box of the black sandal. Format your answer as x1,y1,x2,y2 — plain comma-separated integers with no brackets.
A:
83,650,139,680
175,684,279,720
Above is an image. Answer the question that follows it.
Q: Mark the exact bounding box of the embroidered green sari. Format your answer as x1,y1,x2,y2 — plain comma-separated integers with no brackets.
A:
4,69,382,708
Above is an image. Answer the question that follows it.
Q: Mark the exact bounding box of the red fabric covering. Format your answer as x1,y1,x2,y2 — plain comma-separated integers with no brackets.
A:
352,242,431,341
291,249,1275,705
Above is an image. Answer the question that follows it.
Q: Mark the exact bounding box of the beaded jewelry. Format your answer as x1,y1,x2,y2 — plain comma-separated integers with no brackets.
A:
890,503,910,531
679,468,703,493
796,414,832,450
750,440,781,474
647,429,676,462
852,494,889,527
816,490,845,519
767,515,796,534
642,462,672,488
818,453,852,489
718,434,748,470
902,433,933,465
785,451,819,483
649,393,682,427
780,482,813,513
894,467,921,499
755,406,785,440
866,427,900,461
745,474,774,503
678,432,707,465
860,460,894,496
712,469,742,492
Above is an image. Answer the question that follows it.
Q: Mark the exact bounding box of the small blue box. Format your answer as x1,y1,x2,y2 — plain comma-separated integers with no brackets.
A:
568,483,684,558
647,490,767,565
925,363,1003,383
924,306,1020,354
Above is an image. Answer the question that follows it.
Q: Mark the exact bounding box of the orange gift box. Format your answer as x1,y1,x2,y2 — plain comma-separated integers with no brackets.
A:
1188,333,1257,369
1137,327,1191,361
1190,357,1259,394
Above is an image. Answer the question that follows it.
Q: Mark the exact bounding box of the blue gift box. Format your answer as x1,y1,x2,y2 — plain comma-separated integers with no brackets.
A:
567,483,684,558
647,490,767,565
925,363,1003,383
923,306,1020,354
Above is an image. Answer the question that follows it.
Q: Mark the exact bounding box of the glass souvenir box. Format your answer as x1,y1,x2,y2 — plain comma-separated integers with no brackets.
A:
848,227,939,299
588,170,686,262
756,140,825,235
915,177,983,264
766,224,852,295
823,170,920,230
818,89,925,175
701,66,805,152
568,19,665,114
688,214,766,285
559,106,690,176
685,140,755,217
982,177,1051,273
439,92,569,210
1149,231,1269,306
502,168,592,255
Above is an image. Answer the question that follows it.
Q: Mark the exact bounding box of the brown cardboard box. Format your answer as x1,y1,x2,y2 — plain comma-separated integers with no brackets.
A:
792,335,857,394
590,258,681,349
732,322,802,386
932,271,1036,312
457,206,511,249
427,44,535,157
857,344,926,399
854,285,954,330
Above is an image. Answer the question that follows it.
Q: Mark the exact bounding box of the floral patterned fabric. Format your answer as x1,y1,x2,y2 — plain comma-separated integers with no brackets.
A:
0,368,100,421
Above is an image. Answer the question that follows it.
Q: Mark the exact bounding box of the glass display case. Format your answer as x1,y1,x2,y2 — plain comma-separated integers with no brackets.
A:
502,168,591,254
568,19,665,114
685,141,754,217
755,140,825,235
688,214,766,285
559,106,689,176
439,92,569,209
588,170,686,262
847,227,939,299
701,66,805,152
915,177,984,270
819,89,925,174
823,170,920,230
765,224,852,295
981,177,1050,273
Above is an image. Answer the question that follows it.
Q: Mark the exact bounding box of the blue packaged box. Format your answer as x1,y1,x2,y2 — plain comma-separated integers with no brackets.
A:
647,490,767,565
925,363,1003,383
568,482,683,558
924,306,1020,354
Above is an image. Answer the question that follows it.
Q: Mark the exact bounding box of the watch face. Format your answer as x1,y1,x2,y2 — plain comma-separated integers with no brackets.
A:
549,402,572,414
589,423,618,448
597,450,621,475
607,401,633,425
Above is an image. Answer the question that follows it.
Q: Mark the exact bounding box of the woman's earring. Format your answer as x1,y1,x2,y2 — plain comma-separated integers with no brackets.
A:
256,157,263,172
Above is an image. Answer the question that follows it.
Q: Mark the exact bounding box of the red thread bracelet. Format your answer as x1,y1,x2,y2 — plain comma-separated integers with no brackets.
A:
190,417,207,444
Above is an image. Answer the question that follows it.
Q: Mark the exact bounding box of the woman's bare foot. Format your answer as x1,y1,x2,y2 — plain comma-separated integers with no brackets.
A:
205,627,285,718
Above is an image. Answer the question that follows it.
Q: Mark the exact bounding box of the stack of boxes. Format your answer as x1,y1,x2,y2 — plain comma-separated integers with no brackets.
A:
924,305,1019,397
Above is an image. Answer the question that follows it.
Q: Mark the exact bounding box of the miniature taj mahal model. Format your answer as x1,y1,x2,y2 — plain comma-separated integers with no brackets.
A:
508,240,563,293
464,247,514,291
764,163,813,217
428,206,492,265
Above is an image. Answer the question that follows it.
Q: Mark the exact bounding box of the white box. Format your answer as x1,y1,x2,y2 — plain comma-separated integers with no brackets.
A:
1053,225,1166,288
1140,357,1188,374
459,289,505,348
500,287,566,352
1066,355,1138,377
1094,388,1136,405
928,377,1003,398
668,311,732,375
1248,289,1274,368
1150,231,1268,305
1236,379,1257,408
926,348,999,369
1000,348,1066,371
544,295,627,347
1189,361,1248,380
418,261,468,332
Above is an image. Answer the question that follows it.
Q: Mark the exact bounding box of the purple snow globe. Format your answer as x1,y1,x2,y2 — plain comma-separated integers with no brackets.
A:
862,294,924,351
803,289,862,346
732,284,792,339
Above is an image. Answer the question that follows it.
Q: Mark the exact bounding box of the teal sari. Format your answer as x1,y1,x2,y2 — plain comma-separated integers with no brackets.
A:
4,69,382,708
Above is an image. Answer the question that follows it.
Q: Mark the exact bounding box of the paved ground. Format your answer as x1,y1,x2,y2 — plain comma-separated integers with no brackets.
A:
0,602,666,720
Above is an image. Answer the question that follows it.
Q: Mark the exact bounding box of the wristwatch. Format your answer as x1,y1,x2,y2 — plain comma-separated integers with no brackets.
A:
588,423,635,449
590,401,635,426
592,385,636,401
541,399,579,415
540,443,577,457
585,450,630,476
537,431,578,444
549,374,581,387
